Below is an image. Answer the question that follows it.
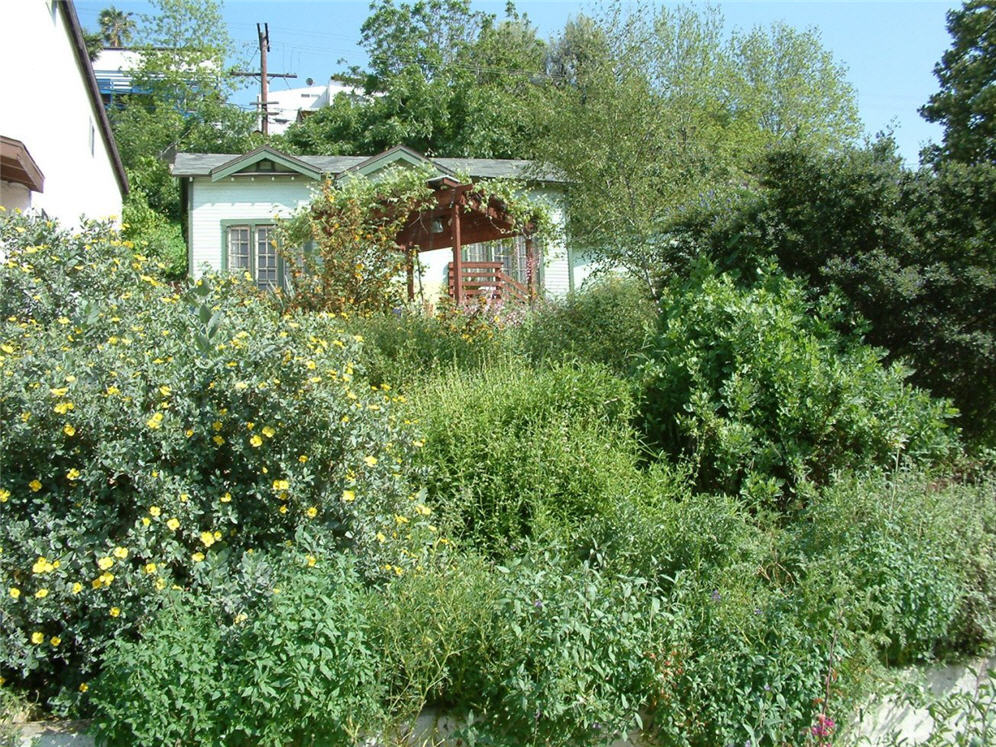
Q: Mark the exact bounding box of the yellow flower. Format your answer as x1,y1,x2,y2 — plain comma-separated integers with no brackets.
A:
144,563,157,574
50,387,68,397
184,428,194,437
262,425,276,438
79,683,88,693
298,454,308,463
212,435,225,446
278,505,288,514
149,505,161,517
192,552,205,563
364,455,377,467
0,489,8,503
306,555,317,567
146,412,164,429
306,506,318,518
234,381,248,391
71,582,83,594
113,546,128,559
50,636,61,647
221,492,232,503
35,589,48,598
395,515,409,525
375,532,386,543
63,424,76,437
415,504,432,516
166,517,180,531
179,493,189,502
109,607,121,618
53,401,74,414
29,479,42,492
9,587,20,599
250,435,263,447
159,385,171,396
272,479,289,491
155,577,166,590
341,489,356,503
31,632,44,645
106,385,120,396
141,517,151,527
200,531,215,547
32,557,54,574
97,557,114,570
66,468,81,480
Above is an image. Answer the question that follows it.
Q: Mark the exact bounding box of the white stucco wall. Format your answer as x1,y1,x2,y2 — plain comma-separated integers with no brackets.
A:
0,1,124,226
187,175,319,277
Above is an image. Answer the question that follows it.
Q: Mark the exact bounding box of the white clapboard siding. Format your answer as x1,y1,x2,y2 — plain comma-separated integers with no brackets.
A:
188,176,319,277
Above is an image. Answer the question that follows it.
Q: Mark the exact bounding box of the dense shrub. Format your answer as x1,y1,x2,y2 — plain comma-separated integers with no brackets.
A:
638,270,958,507
406,362,642,553
449,548,662,746
517,275,657,375
792,470,996,665
91,553,385,745
121,188,188,280
341,297,517,389
681,141,996,443
0,213,430,703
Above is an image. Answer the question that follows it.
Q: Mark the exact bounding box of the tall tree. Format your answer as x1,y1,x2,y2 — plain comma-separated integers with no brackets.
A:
920,0,996,164
281,0,550,158
111,0,256,219
534,2,860,295
98,6,135,47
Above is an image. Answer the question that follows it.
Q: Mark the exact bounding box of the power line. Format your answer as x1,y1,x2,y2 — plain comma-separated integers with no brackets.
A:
229,23,298,136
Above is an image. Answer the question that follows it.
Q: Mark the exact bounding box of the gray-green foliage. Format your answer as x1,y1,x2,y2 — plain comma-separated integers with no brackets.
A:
637,270,958,506
517,275,657,376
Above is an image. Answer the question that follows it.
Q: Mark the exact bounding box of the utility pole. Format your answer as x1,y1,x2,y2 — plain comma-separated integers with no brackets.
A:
230,23,297,135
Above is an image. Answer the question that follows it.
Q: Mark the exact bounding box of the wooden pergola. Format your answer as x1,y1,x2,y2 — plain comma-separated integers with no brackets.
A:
395,176,537,305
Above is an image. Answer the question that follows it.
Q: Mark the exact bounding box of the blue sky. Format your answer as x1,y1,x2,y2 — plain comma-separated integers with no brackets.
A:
76,1,961,164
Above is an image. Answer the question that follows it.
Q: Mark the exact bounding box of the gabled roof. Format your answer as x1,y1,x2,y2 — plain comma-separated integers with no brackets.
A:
209,146,323,181
337,145,454,179
172,146,563,183
61,1,129,195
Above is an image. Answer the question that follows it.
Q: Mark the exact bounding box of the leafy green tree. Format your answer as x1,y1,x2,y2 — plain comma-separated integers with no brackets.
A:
920,0,996,164
110,0,256,259
534,2,860,297
281,0,549,158
98,6,135,47
681,140,996,443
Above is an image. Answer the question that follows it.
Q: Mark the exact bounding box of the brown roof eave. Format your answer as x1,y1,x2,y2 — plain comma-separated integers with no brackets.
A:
60,0,130,197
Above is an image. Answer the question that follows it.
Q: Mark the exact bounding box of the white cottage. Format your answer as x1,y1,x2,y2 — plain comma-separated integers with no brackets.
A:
172,145,593,302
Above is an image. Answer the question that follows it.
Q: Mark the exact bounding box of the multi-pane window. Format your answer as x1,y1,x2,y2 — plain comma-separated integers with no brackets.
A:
225,224,282,290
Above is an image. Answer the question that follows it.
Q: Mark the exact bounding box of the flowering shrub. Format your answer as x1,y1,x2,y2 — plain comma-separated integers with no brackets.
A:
0,212,431,703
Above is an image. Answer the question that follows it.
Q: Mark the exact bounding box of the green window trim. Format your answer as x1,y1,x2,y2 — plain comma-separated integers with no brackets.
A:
219,219,287,291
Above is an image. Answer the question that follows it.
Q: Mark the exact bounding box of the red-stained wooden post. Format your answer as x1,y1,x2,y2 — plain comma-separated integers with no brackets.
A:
452,201,463,305
404,244,415,302
525,234,537,302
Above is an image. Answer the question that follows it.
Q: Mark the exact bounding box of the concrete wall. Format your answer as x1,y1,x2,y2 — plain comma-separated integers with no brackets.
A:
0,1,123,226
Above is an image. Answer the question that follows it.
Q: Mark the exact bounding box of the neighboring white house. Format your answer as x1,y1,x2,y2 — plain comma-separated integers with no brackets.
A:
258,78,366,135
0,0,128,225
172,145,594,301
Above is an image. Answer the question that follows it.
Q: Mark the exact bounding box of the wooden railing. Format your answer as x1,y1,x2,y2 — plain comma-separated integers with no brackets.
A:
448,261,530,305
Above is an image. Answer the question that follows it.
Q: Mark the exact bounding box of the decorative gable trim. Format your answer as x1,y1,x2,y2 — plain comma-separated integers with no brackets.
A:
210,146,323,182
338,145,454,179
